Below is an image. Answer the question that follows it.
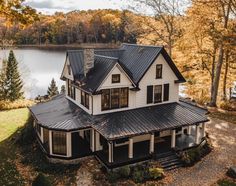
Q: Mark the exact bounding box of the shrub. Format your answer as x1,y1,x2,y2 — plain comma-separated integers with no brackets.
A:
118,165,131,178
107,171,120,183
132,169,145,183
149,168,164,180
219,101,236,111
32,173,52,186
0,99,35,110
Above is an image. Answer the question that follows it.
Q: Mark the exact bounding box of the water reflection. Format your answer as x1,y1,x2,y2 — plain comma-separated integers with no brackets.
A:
0,49,66,98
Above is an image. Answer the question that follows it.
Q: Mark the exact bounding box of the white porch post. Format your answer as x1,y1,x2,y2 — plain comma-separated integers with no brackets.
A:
202,123,206,137
79,130,84,139
91,129,95,152
171,130,176,148
128,138,133,159
195,125,200,144
66,132,72,157
108,141,113,163
150,134,155,154
95,131,101,151
49,130,52,155
187,126,191,135
41,127,44,143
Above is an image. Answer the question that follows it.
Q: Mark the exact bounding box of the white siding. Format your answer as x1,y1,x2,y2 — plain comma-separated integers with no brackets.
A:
136,54,179,108
97,65,133,90
64,54,180,115
62,58,74,81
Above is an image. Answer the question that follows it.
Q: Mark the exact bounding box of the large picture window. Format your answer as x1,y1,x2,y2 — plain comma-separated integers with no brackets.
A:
52,131,67,156
101,88,129,111
156,64,162,79
101,89,110,110
120,88,129,108
111,88,120,109
154,85,162,103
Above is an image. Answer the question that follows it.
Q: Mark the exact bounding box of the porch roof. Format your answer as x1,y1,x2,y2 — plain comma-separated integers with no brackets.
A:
29,95,209,138
29,94,92,131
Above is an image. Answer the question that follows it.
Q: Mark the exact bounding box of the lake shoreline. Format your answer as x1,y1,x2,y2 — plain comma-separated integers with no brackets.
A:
2,43,120,51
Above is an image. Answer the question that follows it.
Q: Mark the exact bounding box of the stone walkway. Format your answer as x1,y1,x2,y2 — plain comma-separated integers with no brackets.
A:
166,117,236,186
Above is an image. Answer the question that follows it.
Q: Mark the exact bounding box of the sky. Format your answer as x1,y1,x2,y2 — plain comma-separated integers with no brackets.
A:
24,0,125,15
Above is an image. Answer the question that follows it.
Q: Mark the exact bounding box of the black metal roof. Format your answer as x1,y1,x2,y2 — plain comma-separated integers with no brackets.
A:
29,94,92,131
29,95,208,139
64,44,186,93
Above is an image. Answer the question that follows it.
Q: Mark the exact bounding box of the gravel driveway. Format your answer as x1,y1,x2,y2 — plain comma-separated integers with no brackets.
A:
166,117,236,186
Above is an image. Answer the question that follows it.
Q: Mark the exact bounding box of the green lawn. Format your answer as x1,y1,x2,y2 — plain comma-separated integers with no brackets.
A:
0,108,29,142
0,108,29,186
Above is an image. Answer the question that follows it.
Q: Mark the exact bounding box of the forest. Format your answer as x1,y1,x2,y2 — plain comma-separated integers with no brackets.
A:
0,0,236,109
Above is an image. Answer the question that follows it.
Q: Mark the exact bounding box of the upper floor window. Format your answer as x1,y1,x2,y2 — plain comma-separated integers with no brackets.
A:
81,90,89,109
112,74,120,83
101,87,129,111
67,80,76,100
156,64,162,79
154,85,162,103
163,84,169,101
147,85,163,104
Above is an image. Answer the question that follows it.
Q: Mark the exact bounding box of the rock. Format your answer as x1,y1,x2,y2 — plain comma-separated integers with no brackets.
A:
227,166,236,178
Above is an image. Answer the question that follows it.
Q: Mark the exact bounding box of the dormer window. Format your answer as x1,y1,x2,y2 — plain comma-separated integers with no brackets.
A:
156,64,162,79
112,74,120,83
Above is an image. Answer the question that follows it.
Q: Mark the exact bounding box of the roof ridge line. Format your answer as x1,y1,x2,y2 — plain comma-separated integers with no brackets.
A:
95,54,118,60
122,43,164,48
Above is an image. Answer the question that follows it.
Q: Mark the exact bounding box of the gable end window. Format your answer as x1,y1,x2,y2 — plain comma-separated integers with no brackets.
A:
156,64,162,79
112,74,120,83
163,84,169,101
154,85,162,103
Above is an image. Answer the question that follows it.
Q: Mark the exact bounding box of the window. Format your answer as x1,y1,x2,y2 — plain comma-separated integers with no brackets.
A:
154,85,162,103
81,90,89,109
43,128,49,152
163,84,169,101
67,65,71,75
111,88,120,109
147,85,153,104
101,89,110,110
85,93,89,109
52,131,67,156
101,88,129,111
67,80,76,100
120,88,128,108
156,64,162,79
36,123,41,135
112,74,120,83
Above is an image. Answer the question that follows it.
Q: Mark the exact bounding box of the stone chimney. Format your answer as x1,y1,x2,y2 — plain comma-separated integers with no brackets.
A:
83,48,94,76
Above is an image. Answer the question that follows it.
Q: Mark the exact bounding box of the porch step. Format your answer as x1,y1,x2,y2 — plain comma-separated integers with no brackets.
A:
155,151,183,171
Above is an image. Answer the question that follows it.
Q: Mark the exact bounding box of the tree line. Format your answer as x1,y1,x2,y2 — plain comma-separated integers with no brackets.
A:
0,0,236,108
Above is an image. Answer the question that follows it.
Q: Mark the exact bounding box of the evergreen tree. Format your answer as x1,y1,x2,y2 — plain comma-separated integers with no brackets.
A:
60,85,65,94
0,59,7,100
5,50,23,101
47,78,59,97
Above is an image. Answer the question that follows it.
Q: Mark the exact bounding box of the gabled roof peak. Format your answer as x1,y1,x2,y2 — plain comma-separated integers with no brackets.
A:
122,43,164,49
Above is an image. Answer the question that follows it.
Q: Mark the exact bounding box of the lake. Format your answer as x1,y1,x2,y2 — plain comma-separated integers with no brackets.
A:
0,49,66,98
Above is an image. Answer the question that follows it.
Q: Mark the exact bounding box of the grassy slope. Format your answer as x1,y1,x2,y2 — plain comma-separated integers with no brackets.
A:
0,108,29,142
0,108,29,185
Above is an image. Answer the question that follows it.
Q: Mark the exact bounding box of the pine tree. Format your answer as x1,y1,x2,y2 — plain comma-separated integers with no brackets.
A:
0,59,7,100
5,50,23,101
47,78,59,97
60,85,65,94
